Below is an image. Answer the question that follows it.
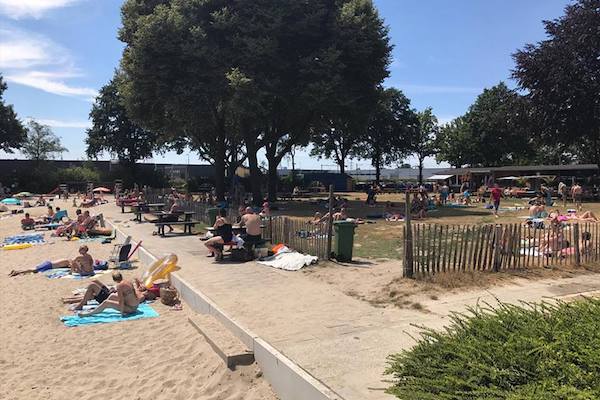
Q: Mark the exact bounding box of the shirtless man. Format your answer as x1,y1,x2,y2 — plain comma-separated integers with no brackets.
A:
8,245,94,277
78,272,140,317
240,207,262,243
70,245,94,275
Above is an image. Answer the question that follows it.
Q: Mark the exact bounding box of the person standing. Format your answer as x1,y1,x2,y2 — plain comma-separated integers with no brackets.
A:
558,181,567,207
490,184,503,218
440,182,449,205
571,182,583,211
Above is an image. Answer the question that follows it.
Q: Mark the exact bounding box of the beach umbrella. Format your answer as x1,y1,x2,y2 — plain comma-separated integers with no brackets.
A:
1,198,21,205
92,187,111,193
14,192,32,198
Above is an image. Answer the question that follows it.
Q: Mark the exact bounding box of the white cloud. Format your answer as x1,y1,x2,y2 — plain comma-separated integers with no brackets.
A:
437,116,456,125
7,71,97,98
0,0,82,19
31,118,91,129
0,27,97,99
399,84,481,94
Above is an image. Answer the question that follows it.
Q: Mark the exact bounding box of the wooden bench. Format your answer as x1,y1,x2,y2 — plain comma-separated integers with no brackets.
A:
154,220,199,236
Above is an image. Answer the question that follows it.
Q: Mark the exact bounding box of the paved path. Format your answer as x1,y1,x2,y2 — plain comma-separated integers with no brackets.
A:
103,204,600,400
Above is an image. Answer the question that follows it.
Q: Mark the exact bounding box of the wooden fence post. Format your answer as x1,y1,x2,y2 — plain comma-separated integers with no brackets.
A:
493,224,502,272
326,185,334,260
574,222,581,267
404,191,414,278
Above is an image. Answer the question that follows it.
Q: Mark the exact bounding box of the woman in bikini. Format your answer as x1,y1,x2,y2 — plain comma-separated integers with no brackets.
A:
78,272,141,317
204,208,232,261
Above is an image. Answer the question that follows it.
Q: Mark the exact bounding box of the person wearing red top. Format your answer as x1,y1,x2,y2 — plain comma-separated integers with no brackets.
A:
490,184,503,217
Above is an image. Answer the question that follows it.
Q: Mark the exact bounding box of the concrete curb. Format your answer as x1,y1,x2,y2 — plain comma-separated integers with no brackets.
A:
107,220,344,400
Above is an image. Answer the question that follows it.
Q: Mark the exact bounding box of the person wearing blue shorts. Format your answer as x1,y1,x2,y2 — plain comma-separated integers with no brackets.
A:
9,259,70,277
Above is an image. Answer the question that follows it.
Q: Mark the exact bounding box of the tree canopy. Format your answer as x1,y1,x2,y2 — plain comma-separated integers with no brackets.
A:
411,108,438,184
359,87,416,184
118,0,391,200
512,0,600,164
0,75,27,153
22,120,66,162
86,74,158,168
435,83,533,168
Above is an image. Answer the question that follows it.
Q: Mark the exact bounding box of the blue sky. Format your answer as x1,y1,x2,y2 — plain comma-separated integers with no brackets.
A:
0,0,571,169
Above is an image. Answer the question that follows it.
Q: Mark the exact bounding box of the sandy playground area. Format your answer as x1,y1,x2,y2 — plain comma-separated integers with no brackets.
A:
0,201,276,400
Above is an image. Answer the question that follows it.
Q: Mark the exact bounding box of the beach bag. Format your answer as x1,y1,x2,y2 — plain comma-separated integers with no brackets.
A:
231,248,253,262
160,287,179,306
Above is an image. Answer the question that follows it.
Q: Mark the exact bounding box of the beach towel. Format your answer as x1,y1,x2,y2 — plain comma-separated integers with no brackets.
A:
258,250,318,271
44,268,110,279
4,233,45,245
60,303,159,327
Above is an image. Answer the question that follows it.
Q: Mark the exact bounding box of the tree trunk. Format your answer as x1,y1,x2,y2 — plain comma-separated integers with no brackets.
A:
265,144,278,202
213,137,226,201
418,157,424,185
374,148,381,185
244,134,262,205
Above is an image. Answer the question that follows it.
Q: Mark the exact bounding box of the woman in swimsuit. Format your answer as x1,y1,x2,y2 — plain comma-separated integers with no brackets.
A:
78,272,140,317
204,208,232,261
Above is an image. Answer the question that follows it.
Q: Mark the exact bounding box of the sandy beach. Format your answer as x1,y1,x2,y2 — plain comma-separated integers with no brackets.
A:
0,200,276,400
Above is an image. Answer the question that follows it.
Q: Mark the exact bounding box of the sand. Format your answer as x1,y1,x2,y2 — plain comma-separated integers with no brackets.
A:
0,200,277,400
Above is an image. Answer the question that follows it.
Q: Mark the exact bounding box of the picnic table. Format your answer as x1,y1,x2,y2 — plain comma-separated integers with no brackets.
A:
154,211,197,236
131,203,166,222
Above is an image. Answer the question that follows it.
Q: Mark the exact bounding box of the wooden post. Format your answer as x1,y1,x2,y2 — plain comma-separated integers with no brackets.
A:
493,224,502,272
326,185,334,260
404,191,414,278
574,222,581,267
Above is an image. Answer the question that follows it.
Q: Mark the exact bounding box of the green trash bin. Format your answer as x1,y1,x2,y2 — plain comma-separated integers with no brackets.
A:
333,221,357,262
207,208,219,226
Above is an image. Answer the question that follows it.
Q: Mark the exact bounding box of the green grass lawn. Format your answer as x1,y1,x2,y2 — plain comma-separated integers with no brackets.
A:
386,298,600,399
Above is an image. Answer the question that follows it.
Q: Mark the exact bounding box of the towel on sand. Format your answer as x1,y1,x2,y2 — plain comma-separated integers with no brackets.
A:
258,250,318,271
61,303,159,327
44,268,110,279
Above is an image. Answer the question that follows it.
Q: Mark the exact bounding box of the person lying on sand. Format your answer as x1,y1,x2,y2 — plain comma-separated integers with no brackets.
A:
78,272,140,317
309,212,322,225
9,245,94,277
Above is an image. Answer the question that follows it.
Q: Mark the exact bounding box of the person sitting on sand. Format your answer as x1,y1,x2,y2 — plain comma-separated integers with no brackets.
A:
34,195,46,207
9,245,94,277
333,207,349,221
42,205,54,223
69,245,94,275
62,280,114,310
204,208,232,261
78,272,140,317
21,213,35,230
529,203,545,218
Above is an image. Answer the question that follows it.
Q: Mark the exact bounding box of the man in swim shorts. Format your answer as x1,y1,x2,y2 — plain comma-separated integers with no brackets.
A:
62,280,114,310
78,272,140,317
9,245,95,277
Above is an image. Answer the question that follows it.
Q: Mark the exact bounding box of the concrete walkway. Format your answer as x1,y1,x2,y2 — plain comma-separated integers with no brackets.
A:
103,204,600,400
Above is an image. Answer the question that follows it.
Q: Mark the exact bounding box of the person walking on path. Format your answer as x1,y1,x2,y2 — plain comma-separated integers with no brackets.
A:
490,184,503,218
558,181,567,207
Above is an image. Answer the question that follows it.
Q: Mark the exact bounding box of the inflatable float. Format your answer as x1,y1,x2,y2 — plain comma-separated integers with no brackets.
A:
142,254,178,289
3,243,33,250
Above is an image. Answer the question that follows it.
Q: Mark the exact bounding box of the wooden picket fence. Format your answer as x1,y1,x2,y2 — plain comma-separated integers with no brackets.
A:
406,222,600,276
265,216,330,260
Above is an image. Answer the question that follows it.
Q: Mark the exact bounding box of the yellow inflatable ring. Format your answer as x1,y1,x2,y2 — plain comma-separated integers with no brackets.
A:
3,243,33,250
142,254,178,289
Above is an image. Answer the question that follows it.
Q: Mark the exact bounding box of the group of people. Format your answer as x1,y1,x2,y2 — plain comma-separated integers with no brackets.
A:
204,206,263,261
10,245,145,318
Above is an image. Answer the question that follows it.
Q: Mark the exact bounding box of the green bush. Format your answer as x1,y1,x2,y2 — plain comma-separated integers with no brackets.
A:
386,299,600,400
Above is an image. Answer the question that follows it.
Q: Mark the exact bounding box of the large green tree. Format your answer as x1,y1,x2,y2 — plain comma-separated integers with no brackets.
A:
411,108,438,185
310,119,362,174
436,83,534,167
86,74,158,177
513,0,600,164
118,0,391,202
22,120,66,163
0,75,27,152
359,87,416,184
